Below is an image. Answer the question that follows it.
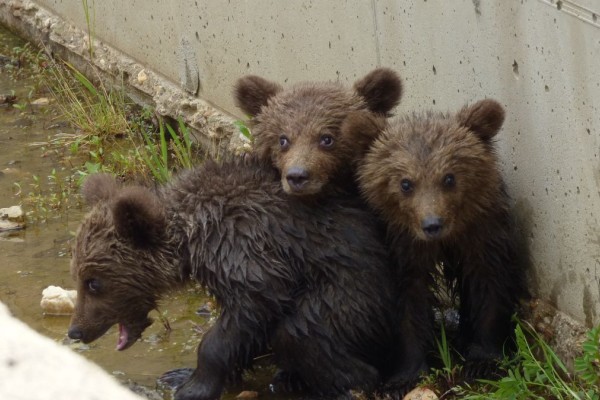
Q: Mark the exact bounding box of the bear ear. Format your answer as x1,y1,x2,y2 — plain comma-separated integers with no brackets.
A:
341,111,387,155
81,173,119,206
353,67,402,114
112,186,166,248
234,75,283,117
456,99,505,141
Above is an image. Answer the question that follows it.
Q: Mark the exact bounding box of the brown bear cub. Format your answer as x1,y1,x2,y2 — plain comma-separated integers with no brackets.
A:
234,68,401,197
354,99,529,388
67,158,397,400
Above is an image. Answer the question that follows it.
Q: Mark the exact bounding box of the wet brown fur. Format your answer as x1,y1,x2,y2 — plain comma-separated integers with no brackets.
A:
68,158,397,400
234,68,402,196
355,99,529,389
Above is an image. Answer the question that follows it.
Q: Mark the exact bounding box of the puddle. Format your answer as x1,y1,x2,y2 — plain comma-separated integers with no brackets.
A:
0,25,291,400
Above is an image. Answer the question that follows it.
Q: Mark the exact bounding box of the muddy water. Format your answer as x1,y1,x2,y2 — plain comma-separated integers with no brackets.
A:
0,25,285,400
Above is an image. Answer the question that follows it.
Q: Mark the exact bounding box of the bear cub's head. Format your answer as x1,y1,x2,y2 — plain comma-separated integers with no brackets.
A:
356,99,506,241
68,174,170,351
234,68,402,196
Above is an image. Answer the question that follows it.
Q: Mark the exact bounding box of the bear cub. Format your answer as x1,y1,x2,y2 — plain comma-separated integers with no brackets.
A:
67,158,397,400
234,68,401,197
354,99,529,387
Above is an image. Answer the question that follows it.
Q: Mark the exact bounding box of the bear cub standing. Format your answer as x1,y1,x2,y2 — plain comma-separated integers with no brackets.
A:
234,68,401,196
355,99,529,386
67,159,397,400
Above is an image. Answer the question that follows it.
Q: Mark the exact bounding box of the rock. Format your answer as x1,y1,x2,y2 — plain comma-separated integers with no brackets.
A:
0,205,24,221
40,286,77,315
0,220,24,232
30,97,50,106
137,69,148,84
0,94,17,104
236,390,258,399
403,387,438,400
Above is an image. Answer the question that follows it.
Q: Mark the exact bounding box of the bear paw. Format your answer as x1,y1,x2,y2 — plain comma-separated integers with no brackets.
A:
157,368,194,390
462,358,502,381
269,369,308,394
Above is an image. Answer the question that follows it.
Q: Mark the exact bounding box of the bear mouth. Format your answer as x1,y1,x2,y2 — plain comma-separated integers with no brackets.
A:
282,178,324,196
116,318,153,351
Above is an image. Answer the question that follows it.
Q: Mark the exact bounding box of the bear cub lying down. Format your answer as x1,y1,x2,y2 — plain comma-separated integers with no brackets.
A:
67,158,396,400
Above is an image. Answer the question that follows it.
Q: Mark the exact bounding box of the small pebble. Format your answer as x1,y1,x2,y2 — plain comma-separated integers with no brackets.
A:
30,97,50,106
403,387,438,400
137,69,148,84
236,391,258,399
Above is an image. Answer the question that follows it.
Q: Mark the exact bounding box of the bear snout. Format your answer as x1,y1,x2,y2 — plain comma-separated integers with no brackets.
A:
67,325,84,340
285,166,310,191
421,216,444,239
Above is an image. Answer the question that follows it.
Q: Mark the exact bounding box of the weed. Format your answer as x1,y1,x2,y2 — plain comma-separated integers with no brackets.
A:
420,323,464,398
45,59,129,139
138,117,195,183
16,169,80,223
81,0,96,59
456,320,599,400
234,120,253,142
575,325,600,388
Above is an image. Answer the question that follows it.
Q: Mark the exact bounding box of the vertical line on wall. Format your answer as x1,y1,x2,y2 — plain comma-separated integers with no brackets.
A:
370,0,382,67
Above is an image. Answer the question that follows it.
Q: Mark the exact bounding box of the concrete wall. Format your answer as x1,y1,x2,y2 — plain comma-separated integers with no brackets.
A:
3,0,600,327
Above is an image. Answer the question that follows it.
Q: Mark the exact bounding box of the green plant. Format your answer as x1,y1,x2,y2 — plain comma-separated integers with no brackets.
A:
575,325,600,388
459,321,599,400
138,118,194,183
46,59,129,138
419,323,464,398
234,120,253,142
81,0,96,59
437,323,455,377
16,168,81,223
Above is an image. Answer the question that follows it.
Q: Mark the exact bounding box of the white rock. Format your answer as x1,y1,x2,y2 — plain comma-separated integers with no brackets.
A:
0,220,24,232
403,387,438,400
40,286,78,315
30,97,50,106
0,205,24,220
137,69,148,84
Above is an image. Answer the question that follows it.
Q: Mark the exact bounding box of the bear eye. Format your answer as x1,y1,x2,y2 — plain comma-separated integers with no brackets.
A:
279,135,290,150
400,178,413,193
443,173,456,188
86,278,102,294
319,134,334,148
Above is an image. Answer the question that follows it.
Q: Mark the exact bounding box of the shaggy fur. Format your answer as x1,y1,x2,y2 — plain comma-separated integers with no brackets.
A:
355,99,529,388
68,158,397,400
234,68,402,196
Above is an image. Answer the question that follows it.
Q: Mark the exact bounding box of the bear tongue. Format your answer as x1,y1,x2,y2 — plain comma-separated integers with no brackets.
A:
116,323,129,351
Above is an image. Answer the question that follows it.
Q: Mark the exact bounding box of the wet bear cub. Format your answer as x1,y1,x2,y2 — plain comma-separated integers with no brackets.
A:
355,99,529,386
67,158,396,400
234,68,401,197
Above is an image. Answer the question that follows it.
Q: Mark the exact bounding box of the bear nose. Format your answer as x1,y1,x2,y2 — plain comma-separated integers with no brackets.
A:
422,216,443,238
68,326,83,340
286,167,309,190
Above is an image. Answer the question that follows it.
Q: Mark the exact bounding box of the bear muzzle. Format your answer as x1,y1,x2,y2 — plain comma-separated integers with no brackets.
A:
285,166,310,191
421,216,444,239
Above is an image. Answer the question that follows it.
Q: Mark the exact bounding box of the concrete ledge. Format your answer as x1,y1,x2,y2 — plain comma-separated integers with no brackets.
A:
0,302,143,400
0,0,248,155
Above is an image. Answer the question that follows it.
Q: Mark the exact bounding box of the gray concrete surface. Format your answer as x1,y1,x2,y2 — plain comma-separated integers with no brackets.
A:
1,0,599,329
